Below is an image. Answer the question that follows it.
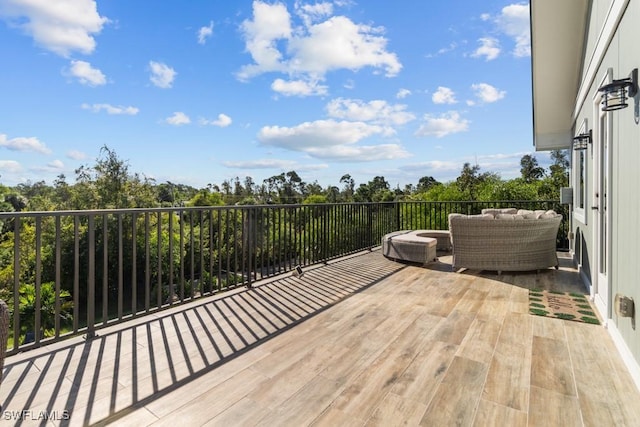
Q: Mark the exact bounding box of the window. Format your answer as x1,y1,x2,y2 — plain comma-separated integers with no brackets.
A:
573,118,588,224
578,150,586,210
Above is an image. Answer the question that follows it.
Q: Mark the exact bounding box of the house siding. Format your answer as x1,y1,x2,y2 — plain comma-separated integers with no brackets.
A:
613,0,640,361
572,0,640,371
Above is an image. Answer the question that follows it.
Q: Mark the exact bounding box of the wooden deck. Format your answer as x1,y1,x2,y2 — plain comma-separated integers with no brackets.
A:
2,249,639,426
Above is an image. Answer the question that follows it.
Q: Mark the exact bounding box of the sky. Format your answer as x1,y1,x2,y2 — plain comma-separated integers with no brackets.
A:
0,0,541,190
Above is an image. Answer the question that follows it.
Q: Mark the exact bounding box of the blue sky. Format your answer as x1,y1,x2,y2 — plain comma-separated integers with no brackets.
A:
0,0,538,190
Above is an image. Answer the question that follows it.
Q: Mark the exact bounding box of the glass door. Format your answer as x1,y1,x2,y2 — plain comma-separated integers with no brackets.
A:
593,108,611,319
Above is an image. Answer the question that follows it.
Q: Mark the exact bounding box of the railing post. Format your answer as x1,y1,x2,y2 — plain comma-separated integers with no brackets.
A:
368,204,374,247
246,207,253,289
13,217,20,350
86,215,96,340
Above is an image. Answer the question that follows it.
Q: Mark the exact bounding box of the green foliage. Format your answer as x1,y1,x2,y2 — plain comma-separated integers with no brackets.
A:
339,174,355,202
476,178,540,201
416,182,466,201
140,212,184,291
354,176,391,202
520,154,545,183
70,146,158,209
188,190,225,206
303,194,328,204
19,282,73,337
416,176,439,192
455,163,498,200
0,184,13,213
547,149,570,199
237,197,258,205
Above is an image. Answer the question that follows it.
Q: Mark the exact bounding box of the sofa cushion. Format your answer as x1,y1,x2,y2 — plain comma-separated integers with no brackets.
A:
496,213,525,220
517,209,554,219
468,214,495,220
540,212,559,219
482,208,517,216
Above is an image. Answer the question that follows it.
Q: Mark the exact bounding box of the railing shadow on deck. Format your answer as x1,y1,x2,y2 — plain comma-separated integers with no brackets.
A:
0,250,406,426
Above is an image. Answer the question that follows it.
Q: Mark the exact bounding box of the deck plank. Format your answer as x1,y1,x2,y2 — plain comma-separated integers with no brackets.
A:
528,386,582,427
482,312,532,412
419,356,488,426
1,250,639,426
530,335,576,396
474,399,528,427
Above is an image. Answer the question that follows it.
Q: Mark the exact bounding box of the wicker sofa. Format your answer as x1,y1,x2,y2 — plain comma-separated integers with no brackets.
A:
448,208,562,274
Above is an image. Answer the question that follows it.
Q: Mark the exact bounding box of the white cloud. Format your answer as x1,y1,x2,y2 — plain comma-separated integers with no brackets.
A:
432,86,457,105
496,3,530,57
296,163,330,171
271,78,328,97
404,160,461,174
326,98,415,126
304,143,410,162
149,61,177,88
237,1,401,92
223,158,298,169
0,160,22,174
396,88,411,99
428,41,458,58
288,16,401,77
200,113,232,127
0,0,108,57
197,21,214,44
82,103,139,115
66,150,87,160
257,119,409,162
471,37,500,61
415,111,469,138
0,134,51,154
259,119,388,149
165,112,191,126
68,60,106,86
471,83,506,103
48,159,64,169
33,159,65,173
237,1,292,79
295,1,333,26
471,152,530,178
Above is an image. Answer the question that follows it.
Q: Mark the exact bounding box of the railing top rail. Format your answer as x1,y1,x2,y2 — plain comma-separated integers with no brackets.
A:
0,203,369,218
0,200,562,218
399,200,559,204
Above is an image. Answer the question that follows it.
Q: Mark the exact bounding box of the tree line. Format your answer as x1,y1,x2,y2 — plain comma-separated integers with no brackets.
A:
0,146,569,213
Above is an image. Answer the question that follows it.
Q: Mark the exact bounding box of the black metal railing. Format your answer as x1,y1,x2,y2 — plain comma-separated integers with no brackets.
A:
0,200,567,354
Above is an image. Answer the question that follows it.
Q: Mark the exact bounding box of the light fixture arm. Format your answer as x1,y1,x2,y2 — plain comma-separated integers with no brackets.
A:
629,68,639,98
632,69,640,124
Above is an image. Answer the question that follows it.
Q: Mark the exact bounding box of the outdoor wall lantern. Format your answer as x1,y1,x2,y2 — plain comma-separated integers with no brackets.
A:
598,68,639,123
572,130,591,151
